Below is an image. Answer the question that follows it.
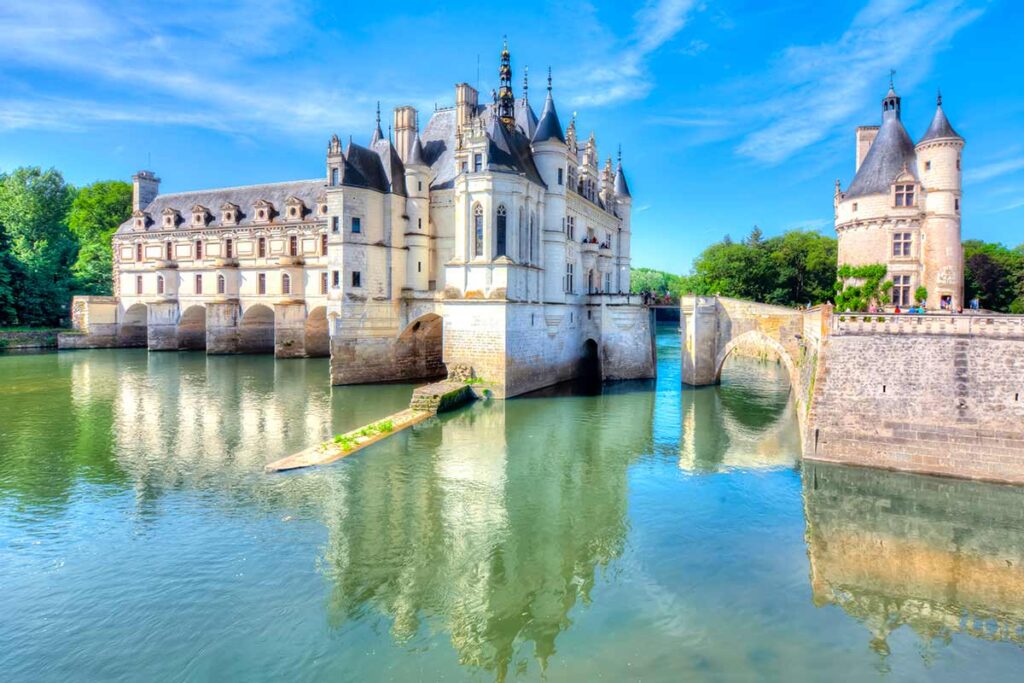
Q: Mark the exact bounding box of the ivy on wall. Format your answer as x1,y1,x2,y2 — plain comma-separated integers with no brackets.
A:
834,264,891,312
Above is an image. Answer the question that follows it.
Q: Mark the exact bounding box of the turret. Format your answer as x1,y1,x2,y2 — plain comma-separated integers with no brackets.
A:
916,90,965,309
404,130,431,291
326,134,344,187
132,170,160,211
614,148,632,293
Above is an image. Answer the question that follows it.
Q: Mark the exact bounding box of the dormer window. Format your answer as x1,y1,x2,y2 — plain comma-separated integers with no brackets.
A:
473,153,483,172
220,202,240,226
285,196,306,222
253,199,274,224
894,183,915,207
191,205,210,227
132,210,150,231
161,207,180,229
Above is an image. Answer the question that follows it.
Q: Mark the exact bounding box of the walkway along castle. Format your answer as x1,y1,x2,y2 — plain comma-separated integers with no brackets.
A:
63,43,656,398
683,85,1024,485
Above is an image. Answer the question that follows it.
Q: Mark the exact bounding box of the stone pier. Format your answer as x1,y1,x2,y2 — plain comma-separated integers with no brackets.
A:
206,301,240,354
274,302,308,358
146,301,180,351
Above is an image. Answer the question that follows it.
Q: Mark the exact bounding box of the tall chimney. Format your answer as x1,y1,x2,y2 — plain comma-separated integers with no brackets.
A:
132,170,160,211
455,83,479,134
393,106,418,163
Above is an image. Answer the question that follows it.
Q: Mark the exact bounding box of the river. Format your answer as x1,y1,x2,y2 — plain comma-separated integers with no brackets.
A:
1,324,1022,680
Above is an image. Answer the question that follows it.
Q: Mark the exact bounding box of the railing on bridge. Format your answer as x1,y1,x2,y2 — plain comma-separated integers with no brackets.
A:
832,311,1024,338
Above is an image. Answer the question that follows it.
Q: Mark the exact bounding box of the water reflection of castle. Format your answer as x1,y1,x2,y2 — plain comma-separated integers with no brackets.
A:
318,385,656,678
804,461,1024,656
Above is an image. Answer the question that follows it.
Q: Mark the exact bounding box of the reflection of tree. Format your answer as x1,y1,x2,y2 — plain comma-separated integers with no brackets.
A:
804,461,1024,660
320,386,654,680
680,356,799,472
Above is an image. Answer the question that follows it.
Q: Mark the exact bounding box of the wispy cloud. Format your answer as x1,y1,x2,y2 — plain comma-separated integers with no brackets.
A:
569,0,702,107
966,157,1024,184
733,0,986,164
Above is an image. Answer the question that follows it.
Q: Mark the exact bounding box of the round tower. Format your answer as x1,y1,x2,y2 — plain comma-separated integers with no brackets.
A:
614,148,632,294
404,133,431,291
531,68,569,301
915,91,964,309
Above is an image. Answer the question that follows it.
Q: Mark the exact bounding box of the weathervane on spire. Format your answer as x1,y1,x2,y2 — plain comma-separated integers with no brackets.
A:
889,69,896,89
617,144,622,164
937,88,943,106
497,37,515,127
523,65,529,101
547,66,552,92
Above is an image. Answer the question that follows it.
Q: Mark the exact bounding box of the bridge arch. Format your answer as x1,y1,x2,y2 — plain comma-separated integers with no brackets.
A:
397,313,445,379
178,304,206,350
305,306,329,357
714,330,798,387
239,303,275,354
118,303,148,347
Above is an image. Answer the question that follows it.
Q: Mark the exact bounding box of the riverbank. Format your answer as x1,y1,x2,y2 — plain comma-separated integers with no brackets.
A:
0,328,65,350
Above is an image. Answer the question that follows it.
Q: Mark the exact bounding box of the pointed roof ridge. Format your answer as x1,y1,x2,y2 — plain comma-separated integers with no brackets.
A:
919,90,962,143
614,145,631,198
370,101,384,145
846,112,917,199
532,67,566,144
407,133,427,166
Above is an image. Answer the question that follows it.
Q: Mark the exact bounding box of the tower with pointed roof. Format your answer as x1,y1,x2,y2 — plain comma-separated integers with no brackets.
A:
835,83,964,310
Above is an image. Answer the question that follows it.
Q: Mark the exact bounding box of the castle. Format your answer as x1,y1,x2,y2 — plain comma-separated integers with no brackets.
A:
834,83,965,309
67,42,656,398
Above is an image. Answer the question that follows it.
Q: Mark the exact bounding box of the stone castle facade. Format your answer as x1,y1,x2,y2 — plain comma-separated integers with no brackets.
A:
69,43,656,398
834,85,964,309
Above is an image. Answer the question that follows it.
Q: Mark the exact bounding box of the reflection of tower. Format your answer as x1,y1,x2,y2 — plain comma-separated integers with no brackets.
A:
803,461,1024,655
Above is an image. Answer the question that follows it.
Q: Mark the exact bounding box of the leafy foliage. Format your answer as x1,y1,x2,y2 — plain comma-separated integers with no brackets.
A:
0,167,130,326
963,240,1024,313
834,264,890,312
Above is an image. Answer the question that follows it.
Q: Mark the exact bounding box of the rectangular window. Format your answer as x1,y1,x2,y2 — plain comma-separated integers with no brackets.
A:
332,270,340,287
217,275,225,294
473,154,482,172
289,235,298,256
195,241,202,260
156,276,164,295
136,275,143,294
417,218,422,230
418,181,423,192
352,271,361,288
331,216,339,233
925,160,932,171
955,198,960,211
258,237,266,258
557,168,564,185
136,243,143,262
258,273,266,294
225,239,233,259
166,242,173,261
351,217,361,233
195,274,202,294
892,232,912,257
564,262,574,293
417,261,422,273
892,275,911,307
320,272,328,295
894,184,915,207
321,234,328,254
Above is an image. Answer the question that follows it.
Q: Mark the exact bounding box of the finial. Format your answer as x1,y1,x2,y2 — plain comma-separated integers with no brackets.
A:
937,88,943,106
523,65,528,100
617,144,622,164
388,124,392,142
889,69,896,89
547,66,552,92
375,101,381,125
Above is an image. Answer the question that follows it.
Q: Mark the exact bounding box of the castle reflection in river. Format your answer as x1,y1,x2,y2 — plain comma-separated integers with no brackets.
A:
24,350,1020,675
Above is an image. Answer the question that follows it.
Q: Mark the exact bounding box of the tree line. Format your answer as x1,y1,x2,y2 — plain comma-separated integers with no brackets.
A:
0,167,131,327
632,227,1024,313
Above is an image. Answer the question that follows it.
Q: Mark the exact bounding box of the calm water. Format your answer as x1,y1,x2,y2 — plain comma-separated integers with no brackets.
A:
2,324,1023,681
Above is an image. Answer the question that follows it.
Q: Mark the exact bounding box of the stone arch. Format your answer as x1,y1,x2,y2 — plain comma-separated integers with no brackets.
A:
580,338,602,383
714,330,797,388
304,306,329,358
178,305,206,350
118,303,148,347
397,313,445,380
239,304,275,354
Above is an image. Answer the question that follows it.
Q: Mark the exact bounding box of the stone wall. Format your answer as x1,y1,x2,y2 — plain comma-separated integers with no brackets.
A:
807,327,1024,483
0,329,62,350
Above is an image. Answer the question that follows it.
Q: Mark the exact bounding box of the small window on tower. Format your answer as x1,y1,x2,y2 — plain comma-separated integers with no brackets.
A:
852,203,858,212
894,184,915,207
352,217,361,233
352,271,362,288
557,168,564,185
320,272,328,294
892,232,912,257
955,198,960,211
473,154,482,172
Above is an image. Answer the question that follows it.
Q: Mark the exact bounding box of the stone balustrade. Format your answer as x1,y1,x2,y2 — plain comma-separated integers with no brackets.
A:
832,312,1024,338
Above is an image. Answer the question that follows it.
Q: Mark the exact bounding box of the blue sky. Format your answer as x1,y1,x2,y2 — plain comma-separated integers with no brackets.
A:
0,0,1020,272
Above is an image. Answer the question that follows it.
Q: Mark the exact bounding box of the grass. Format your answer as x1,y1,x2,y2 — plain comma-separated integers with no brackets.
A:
332,418,395,452
0,326,67,333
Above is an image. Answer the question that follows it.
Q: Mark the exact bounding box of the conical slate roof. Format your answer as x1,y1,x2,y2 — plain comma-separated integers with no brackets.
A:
515,99,539,139
407,134,426,166
846,114,917,199
614,164,631,198
532,89,565,144
919,98,961,143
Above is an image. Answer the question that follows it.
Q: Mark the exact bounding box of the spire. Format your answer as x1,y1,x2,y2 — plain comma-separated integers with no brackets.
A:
407,133,426,167
532,66,565,144
882,73,901,121
919,88,962,143
497,37,515,128
371,101,384,144
615,146,631,198
523,65,529,103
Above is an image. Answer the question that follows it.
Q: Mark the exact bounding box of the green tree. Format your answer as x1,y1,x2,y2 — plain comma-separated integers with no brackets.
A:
67,180,132,294
0,167,77,326
963,239,1024,313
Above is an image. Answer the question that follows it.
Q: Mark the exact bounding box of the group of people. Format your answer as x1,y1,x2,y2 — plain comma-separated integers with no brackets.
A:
638,291,674,306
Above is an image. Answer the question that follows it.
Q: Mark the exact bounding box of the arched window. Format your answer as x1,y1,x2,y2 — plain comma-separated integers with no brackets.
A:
518,209,526,261
156,275,164,295
217,274,226,294
495,205,507,258
529,212,536,262
282,273,291,295
473,204,484,258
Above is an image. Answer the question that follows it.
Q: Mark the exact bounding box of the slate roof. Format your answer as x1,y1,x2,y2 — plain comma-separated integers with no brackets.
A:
919,102,961,143
342,141,394,194
532,90,565,144
117,179,327,233
371,138,407,196
614,164,631,198
846,114,917,199
421,108,458,189
483,108,546,187
515,99,539,139
407,134,427,167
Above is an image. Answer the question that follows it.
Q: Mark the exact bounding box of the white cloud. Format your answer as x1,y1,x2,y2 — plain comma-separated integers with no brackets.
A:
568,0,702,107
966,157,1024,184
734,0,985,164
